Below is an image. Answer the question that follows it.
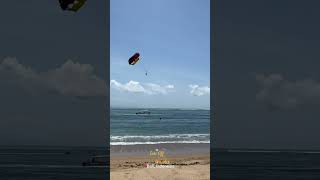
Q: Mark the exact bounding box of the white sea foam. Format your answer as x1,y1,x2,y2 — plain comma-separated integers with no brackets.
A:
110,140,210,145
110,134,210,145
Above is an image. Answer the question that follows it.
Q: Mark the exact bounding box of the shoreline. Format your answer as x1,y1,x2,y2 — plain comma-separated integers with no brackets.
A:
110,143,210,180
110,143,210,157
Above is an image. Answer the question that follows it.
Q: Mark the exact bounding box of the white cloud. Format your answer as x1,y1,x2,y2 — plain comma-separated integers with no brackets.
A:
165,85,174,89
256,73,320,109
110,80,146,93
0,57,38,80
0,57,106,97
189,84,210,96
145,83,175,94
44,60,106,97
110,80,174,95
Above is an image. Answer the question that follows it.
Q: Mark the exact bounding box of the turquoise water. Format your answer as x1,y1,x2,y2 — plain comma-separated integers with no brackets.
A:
110,108,210,145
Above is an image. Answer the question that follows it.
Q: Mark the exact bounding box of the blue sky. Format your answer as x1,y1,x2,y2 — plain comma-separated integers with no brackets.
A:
110,0,210,109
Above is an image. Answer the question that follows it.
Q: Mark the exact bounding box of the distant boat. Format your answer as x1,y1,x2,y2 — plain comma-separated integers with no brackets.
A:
82,155,108,166
135,110,151,115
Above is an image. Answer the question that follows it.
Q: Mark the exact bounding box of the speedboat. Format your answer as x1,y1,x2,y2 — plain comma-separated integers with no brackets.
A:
135,110,151,115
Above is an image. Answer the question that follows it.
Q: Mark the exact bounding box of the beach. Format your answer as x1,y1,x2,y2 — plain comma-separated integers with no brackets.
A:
110,108,210,179
110,143,210,180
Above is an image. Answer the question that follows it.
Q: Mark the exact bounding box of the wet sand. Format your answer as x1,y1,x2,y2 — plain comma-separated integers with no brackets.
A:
110,143,210,180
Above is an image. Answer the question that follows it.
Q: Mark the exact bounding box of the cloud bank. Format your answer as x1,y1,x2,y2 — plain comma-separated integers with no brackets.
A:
256,73,320,109
189,85,210,96
0,57,106,97
110,80,174,95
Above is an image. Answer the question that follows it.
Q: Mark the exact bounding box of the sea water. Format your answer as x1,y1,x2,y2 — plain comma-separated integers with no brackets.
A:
110,108,210,145
0,146,107,180
213,149,320,179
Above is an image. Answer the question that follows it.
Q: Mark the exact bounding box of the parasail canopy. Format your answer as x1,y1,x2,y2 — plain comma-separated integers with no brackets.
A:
128,53,140,65
59,0,87,12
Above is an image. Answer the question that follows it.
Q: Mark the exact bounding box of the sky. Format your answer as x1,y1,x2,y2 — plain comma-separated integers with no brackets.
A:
0,1,107,146
110,0,210,109
214,0,320,149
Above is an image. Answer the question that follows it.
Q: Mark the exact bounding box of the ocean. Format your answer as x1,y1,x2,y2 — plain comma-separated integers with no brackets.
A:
4,110,320,179
0,146,108,180
213,149,320,180
110,108,210,145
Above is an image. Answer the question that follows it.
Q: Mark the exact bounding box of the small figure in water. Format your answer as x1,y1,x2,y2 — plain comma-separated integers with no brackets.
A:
159,117,162,120
145,72,148,76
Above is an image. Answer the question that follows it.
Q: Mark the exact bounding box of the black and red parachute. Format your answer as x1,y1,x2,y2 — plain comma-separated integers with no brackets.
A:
59,0,87,12
128,52,147,75
128,53,140,65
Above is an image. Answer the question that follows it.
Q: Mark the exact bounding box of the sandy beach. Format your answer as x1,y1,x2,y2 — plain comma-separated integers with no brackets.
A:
110,143,210,180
